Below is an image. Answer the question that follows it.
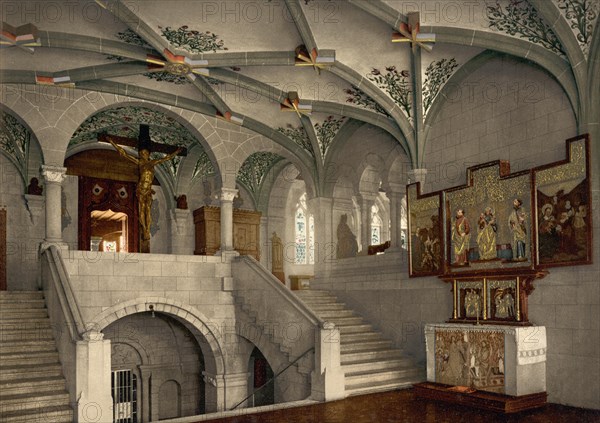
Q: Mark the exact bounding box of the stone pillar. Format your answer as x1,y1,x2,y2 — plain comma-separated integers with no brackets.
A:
311,322,345,401
75,331,112,423
202,371,250,412
359,195,375,254
41,165,67,247
408,168,427,187
307,197,333,271
217,188,238,255
169,208,191,254
386,187,405,252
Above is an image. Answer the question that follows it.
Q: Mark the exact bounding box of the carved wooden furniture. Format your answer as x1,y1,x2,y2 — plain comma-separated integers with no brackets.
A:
193,206,261,260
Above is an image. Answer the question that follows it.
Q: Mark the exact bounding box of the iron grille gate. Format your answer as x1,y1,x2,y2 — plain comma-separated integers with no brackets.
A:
111,369,138,423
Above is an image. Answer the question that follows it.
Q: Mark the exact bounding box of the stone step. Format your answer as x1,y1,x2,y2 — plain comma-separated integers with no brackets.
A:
345,378,417,397
0,291,44,300
308,303,347,311
0,350,60,367
341,348,405,363
0,391,71,413
340,340,392,353
0,375,67,396
322,316,364,326
339,331,383,343
0,320,53,332
345,366,421,386
0,363,63,379
295,295,338,304
0,340,57,354
294,290,332,297
0,309,48,320
342,357,414,374
313,309,356,319
0,328,54,342
0,299,46,309
0,405,73,423
338,323,373,334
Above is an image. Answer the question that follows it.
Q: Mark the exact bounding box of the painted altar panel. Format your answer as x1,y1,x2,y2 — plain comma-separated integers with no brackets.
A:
407,184,443,277
435,329,505,394
534,135,592,267
445,164,533,274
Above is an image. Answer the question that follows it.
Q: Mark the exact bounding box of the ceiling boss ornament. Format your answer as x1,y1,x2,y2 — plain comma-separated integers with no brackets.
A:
392,12,436,52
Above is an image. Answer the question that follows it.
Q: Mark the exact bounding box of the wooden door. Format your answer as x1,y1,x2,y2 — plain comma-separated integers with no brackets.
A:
78,176,139,253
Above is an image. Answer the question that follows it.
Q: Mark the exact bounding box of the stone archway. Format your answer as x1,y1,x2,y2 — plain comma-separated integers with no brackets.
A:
88,299,226,414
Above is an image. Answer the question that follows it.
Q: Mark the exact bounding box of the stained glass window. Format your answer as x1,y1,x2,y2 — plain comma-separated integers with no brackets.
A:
371,204,382,245
295,193,314,264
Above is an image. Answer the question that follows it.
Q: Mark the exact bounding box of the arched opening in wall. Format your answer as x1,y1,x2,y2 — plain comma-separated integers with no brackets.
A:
248,347,274,407
103,312,205,422
159,380,181,420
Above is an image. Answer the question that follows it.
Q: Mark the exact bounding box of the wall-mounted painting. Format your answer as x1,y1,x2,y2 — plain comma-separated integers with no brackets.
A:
445,163,534,274
407,183,443,277
534,135,591,267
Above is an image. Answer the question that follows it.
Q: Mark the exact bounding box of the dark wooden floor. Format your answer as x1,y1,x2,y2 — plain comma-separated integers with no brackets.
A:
205,389,600,423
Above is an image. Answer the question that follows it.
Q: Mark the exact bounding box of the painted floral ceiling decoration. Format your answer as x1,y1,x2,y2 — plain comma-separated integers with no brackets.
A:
159,25,227,53
556,0,599,57
345,86,389,116
237,152,284,195
106,28,154,61
0,112,30,177
193,151,216,181
368,67,412,118
70,106,197,149
486,1,566,57
423,58,459,114
314,116,346,157
278,125,314,158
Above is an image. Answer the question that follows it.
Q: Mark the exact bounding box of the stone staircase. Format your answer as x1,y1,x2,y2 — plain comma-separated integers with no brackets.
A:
295,290,423,397
0,291,73,423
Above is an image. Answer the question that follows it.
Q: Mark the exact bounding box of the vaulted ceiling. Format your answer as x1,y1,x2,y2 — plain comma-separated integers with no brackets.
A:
1,0,598,196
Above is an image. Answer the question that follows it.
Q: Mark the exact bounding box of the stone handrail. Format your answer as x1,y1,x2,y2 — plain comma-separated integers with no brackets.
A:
41,245,86,340
232,256,344,401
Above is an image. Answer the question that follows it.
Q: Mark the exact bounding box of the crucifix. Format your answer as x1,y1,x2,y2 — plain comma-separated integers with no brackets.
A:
98,125,187,253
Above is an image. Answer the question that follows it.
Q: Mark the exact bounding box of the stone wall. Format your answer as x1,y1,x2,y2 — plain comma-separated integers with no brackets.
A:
0,154,44,290
314,56,599,410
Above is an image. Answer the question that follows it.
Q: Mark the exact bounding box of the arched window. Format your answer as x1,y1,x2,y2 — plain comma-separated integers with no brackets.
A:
371,204,382,245
295,193,314,264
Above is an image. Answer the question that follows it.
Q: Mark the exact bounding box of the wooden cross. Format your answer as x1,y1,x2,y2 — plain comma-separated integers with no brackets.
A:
294,45,334,75
98,124,188,157
0,22,40,53
280,92,312,118
392,12,435,53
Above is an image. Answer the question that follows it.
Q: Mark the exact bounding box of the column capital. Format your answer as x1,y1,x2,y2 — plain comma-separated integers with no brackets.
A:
41,165,67,184
219,188,238,202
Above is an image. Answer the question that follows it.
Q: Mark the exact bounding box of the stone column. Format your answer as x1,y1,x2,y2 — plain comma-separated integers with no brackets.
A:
386,185,405,252
202,371,250,412
217,188,238,255
41,165,67,248
169,208,192,254
311,322,345,401
76,331,113,423
307,197,333,272
359,195,375,254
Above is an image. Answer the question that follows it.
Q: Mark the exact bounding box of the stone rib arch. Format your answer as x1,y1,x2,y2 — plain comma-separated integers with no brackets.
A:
87,298,225,376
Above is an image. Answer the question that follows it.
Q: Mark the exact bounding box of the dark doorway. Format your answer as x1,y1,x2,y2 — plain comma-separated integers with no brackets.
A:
249,347,274,407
